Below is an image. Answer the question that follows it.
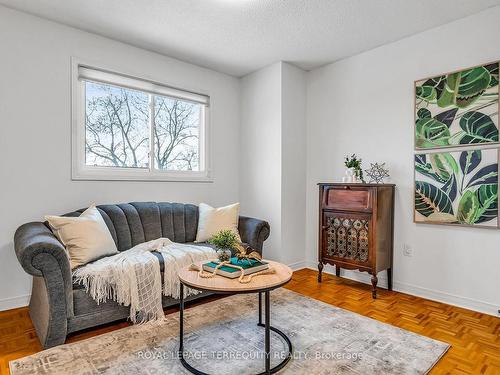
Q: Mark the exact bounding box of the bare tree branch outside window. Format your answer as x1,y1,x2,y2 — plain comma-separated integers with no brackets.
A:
84,81,202,172
85,82,149,168
154,95,200,171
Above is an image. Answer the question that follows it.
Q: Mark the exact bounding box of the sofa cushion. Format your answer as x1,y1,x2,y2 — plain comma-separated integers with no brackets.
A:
195,203,241,242
46,204,118,269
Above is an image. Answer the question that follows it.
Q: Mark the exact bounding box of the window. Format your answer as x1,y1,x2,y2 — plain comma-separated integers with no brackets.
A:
72,62,210,181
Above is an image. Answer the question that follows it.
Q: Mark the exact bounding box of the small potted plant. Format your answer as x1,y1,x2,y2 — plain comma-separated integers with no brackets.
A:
208,230,238,262
344,154,365,183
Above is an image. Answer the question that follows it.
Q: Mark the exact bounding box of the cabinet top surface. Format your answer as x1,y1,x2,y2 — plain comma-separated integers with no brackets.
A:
318,182,396,187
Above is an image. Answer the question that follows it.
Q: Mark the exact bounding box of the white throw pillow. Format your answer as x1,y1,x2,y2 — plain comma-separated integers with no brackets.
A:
45,204,118,269
195,203,241,243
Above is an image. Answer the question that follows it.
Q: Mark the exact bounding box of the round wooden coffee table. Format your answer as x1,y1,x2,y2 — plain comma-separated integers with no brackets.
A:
178,260,293,375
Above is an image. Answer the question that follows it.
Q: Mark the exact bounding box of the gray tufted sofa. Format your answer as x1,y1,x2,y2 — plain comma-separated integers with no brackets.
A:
14,202,270,349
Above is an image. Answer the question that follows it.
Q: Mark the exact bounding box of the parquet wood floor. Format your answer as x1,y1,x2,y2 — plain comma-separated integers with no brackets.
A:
284,269,500,375
0,268,499,374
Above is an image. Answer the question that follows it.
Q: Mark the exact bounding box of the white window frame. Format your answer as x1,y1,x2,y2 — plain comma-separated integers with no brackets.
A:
71,58,212,182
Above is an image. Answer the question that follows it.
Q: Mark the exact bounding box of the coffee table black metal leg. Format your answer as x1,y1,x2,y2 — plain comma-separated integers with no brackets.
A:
265,291,271,374
258,292,262,325
179,285,209,375
256,290,292,375
179,282,184,354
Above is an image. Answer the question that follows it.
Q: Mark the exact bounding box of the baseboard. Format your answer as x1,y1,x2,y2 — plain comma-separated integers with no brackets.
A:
392,281,499,317
302,261,499,317
287,260,308,271
0,294,30,311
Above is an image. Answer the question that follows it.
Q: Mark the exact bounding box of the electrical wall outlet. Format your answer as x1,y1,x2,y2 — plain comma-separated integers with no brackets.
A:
402,243,413,257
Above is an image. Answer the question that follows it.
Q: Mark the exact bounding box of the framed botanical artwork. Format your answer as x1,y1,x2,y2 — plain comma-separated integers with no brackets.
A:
414,148,499,228
414,62,499,150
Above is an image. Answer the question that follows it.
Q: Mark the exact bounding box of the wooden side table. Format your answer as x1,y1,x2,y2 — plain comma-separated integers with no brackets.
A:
178,260,293,375
317,183,395,298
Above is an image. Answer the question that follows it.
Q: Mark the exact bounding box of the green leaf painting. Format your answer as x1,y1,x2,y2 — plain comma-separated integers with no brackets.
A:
415,181,454,217
414,149,498,227
415,62,499,150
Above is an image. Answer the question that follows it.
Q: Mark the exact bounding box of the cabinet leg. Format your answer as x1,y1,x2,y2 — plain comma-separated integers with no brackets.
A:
318,262,323,283
387,268,393,291
335,266,340,277
371,274,378,299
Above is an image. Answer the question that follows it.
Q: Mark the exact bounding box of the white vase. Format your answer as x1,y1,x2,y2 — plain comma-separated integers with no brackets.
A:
343,168,355,183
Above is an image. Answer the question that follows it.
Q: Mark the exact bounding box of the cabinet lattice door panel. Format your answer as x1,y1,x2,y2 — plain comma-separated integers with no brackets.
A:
318,183,395,299
326,216,369,262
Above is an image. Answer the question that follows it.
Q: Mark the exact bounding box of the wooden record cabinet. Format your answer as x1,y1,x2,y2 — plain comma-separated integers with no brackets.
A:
317,183,395,298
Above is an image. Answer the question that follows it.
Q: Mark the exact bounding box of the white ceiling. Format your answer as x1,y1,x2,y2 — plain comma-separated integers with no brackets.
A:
2,0,500,76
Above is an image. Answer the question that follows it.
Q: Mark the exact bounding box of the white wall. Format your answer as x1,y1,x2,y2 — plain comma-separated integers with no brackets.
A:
240,62,306,265
240,62,283,261
305,7,500,315
281,64,307,267
0,6,240,310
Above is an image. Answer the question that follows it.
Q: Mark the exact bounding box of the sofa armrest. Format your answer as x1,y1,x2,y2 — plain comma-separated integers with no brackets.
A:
238,216,270,254
15,222,70,276
14,222,73,317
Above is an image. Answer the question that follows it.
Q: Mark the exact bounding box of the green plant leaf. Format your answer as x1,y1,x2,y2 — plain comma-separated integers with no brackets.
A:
415,118,450,148
415,181,454,217
429,153,458,181
459,150,481,175
458,111,498,144
442,174,457,202
415,154,426,164
208,230,238,249
434,108,458,128
475,184,498,223
467,164,498,188
437,67,491,108
417,108,432,119
437,72,460,108
457,190,481,224
417,109,458,146
414,155,447,183
421,76,445,98
416,86,437,103
485,63,499,88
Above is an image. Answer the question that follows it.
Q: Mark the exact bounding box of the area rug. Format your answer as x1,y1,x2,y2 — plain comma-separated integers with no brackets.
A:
10,289,449,375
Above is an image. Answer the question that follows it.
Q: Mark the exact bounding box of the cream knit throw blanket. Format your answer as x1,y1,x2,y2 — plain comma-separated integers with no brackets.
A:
72,238,215,323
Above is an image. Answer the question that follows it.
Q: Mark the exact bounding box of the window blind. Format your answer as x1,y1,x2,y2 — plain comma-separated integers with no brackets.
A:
78,65,210,106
